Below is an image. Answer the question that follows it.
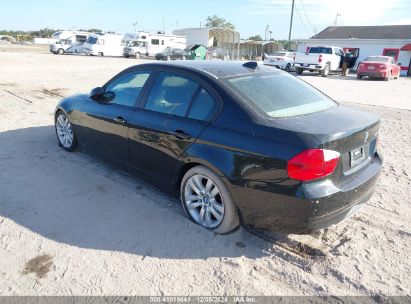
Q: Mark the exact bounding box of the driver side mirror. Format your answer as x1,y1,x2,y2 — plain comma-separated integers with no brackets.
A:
89,87,115,103
90,87,103,100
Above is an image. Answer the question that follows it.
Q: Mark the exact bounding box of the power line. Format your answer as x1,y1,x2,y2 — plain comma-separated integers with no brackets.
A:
295,6,311,37
299,0,316,33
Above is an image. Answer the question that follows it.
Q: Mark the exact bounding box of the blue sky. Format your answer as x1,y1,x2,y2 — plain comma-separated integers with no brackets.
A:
2,0,411,39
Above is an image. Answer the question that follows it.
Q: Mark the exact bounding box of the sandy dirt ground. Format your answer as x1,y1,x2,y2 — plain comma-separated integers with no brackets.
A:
0,49,410,296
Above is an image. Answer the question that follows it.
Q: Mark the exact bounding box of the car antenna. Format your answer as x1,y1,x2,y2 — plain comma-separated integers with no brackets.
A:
243,61,258,70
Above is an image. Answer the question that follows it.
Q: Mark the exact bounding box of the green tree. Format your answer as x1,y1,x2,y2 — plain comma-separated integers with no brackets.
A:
205,15,235,29
248,35,263,41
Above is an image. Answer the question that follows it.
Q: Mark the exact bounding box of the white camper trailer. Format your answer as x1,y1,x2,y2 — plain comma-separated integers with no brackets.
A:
83,33,125,56
123,33,186,58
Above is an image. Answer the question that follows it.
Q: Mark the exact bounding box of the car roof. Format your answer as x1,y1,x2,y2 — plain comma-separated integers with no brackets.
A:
134,60,282,79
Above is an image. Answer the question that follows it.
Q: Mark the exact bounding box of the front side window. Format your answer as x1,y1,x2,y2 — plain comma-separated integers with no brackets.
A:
144,72,198,116
105,71,151,107
223,72,336,118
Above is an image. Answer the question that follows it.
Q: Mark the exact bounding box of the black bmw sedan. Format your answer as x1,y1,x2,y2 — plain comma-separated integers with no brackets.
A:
54,61,382,234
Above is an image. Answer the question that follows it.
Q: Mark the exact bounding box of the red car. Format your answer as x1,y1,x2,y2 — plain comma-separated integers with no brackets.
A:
357,56,401,81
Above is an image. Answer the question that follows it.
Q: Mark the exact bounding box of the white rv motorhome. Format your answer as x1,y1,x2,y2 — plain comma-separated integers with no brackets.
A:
123,33,186,58
50,31,89,54
83,33,126,57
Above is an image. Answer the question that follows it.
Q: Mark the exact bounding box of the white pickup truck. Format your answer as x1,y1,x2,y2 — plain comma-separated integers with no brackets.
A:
294,46,345,77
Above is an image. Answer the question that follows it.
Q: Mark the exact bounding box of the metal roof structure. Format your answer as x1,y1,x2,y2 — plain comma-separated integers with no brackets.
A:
312,25,411,40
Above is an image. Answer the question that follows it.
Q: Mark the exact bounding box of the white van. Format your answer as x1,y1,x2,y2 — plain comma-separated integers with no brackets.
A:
83,33,125,57
123,33,186,58
50,34,88,55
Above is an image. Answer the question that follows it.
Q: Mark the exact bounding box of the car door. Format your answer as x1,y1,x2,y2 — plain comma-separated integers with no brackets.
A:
127,70,220,182
80,70,152,163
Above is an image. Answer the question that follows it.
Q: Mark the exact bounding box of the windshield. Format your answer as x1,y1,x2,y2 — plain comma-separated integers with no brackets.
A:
365,57,389,63
309,47,332,54
86,36,98,44
223,72,336,118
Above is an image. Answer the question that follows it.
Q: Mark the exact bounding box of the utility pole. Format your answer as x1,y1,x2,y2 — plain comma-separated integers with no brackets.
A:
334,12,341,26
287,0,295,50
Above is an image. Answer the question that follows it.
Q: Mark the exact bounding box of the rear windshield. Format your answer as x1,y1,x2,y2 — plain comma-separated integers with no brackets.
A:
365,57,388,62
223,72,336,118
309,47,332,54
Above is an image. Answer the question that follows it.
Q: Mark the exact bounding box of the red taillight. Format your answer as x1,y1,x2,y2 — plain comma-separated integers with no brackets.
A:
287,149,340,181
318,54,323,63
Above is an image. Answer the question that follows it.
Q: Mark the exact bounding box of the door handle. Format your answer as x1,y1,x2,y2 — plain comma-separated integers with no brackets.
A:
171,130,191,140
113,116,127,124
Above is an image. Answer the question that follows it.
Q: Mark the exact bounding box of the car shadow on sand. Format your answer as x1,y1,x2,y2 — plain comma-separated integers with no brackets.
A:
0,125,287,260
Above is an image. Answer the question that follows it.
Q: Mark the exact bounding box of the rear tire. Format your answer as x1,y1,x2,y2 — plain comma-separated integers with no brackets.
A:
180,166,239,234
296,68,303,75
166,55,171,61
321,63,330,77
135,52,140,59
357,74,362,79
98,52,104,57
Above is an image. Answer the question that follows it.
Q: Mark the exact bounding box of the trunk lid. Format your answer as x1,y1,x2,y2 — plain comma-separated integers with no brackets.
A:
265,105,380,181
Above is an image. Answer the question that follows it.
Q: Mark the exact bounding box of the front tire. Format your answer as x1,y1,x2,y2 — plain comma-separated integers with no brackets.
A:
135,52,140,59
285,63,291,72
58,48,64,55
296,67,303,75
180,166,239,234
357,74,362,79
55,111,77,152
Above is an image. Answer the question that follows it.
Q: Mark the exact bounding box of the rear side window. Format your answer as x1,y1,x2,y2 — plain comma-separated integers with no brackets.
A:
144,72,198,116
188,89,217,121
223,72,336,118
309,47,332,54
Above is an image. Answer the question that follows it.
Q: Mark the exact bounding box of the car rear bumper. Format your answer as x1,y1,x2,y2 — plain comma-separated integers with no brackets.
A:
229,152,382,234
294,63,323,71
358,71,387,78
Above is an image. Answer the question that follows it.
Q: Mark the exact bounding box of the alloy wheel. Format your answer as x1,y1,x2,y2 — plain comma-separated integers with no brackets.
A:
184,174,225,229
56,114,74,148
